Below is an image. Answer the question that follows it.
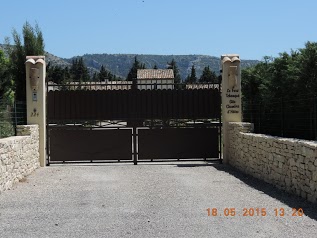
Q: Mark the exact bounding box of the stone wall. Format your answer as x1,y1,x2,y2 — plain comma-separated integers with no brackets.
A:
0,125,40,193
228,122,317,203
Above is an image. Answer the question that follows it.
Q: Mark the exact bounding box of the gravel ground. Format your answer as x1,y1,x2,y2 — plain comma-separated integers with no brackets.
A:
0,161,317,238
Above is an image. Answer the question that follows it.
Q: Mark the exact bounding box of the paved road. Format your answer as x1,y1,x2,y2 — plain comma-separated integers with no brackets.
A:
1,162,317,238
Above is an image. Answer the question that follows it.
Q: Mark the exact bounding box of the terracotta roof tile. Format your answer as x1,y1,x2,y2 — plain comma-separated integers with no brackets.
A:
137,69,174,79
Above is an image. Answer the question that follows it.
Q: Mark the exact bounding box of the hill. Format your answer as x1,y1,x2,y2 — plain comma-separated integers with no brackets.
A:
0,44,259,80
66,54,259,80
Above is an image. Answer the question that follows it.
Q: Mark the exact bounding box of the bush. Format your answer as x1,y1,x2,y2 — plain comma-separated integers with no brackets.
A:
0,102,15,138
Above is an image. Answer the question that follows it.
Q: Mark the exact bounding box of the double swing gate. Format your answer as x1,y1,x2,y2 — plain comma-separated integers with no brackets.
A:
46,82,221,165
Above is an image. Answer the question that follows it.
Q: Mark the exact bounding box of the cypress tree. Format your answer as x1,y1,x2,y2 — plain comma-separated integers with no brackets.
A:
126,56,145,81
5,21,45,101
199,66,217,83
189,65,197,83
167,59,181,83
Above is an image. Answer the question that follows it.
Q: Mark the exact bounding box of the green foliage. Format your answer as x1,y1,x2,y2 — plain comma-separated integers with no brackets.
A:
46,57,122,83
167,59,181,83
46,64,71,84
297,41,317,96
0,49,14,103
187,65,197,83
0,101,15,138
92,72,98,81
5,21,45,101
74,54,259,81
241,41,317,139
126,57,146,81
199,66,217,83
98,65,117,81
70,57,90,82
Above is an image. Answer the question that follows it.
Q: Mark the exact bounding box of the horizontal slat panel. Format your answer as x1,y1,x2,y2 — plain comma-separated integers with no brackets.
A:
47,88,221,121
138,128,219,160
49,128,132,161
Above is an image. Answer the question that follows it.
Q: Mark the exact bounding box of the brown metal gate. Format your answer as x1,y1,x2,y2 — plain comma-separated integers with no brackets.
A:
46,82,221,165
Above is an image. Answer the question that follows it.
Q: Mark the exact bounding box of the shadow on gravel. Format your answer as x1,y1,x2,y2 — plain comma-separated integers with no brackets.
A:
50,161,220,167
174,162,220,167
210,163,317,221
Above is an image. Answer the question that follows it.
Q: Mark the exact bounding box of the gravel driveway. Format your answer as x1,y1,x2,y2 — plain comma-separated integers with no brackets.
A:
0,161,317,238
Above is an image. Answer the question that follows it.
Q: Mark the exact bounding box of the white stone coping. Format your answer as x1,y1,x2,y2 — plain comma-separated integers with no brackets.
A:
229,122,317,150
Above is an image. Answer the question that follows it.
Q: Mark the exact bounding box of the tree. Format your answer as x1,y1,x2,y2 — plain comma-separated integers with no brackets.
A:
153,64,158,69
199,66,217,83
297,41,317,96
167,59,181,83
99,65,110,81
188,65,197,83
0,49,14,102
92,72,98,81
98,65,118,82
70,57,90,82
5,21,45,101
126,56,145,81
240,42,317,139
46,64,70,84
98,65,108,82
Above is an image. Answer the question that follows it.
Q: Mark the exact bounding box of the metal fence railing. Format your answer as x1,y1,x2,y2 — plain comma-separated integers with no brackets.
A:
0,100,26,139
242,95,317,140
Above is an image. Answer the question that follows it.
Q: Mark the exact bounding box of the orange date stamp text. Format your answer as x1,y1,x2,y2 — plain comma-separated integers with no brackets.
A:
206,207,304,217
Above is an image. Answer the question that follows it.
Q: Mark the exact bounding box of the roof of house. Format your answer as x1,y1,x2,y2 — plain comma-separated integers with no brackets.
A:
137,69,174,80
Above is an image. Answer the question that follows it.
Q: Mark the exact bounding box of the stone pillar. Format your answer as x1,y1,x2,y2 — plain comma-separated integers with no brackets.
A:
221,54,242,163
25,56,46,167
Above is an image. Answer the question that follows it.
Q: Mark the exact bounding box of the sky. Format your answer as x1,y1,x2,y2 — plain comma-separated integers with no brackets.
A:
1,0,317,60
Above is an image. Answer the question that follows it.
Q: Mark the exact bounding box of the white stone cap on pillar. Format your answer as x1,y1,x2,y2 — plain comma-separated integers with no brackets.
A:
25,56,45,65
26,56,45,60
221,54,240,58
221,54,240,64
25,55,46,167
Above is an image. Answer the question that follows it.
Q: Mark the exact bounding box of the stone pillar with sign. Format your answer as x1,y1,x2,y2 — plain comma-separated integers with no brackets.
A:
25,56,46,167
221,54,242,163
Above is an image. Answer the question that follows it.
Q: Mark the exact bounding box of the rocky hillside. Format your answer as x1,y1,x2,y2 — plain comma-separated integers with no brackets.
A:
0,44,259,80
66,54,259,80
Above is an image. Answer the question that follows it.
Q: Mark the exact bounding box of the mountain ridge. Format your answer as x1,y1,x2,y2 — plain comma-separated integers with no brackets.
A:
63,53,259,80
0,44,259,80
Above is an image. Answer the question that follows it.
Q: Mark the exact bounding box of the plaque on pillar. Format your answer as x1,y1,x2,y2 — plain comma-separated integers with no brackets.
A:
221,54,242,122
221,54,242,163
25,56,46,167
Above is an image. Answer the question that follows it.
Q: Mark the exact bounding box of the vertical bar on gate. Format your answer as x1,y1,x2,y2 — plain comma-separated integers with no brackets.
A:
132,77,138,165
133,127,137,165
14,100,18,136
281,96,284,137
218,76,222,163
312,94,317,140
46,82,49,166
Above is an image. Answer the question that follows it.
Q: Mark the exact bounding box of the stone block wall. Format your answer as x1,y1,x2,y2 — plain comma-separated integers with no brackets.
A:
0,125,40,193
228,122,317,203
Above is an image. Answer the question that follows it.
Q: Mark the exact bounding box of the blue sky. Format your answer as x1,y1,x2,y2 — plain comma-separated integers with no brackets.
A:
1,0,316,60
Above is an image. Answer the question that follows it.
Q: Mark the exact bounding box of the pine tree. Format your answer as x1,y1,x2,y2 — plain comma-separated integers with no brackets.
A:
0,49,14,102
98,65,117,82
64,67,71,82
92,72,98,81
185,74,191,83
70,57,90,82
189,65,197,83
199,66,217,83
46,64,72,84
98,65,107,82
5,21,45,101
167,59,181,83
126,56,145,81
